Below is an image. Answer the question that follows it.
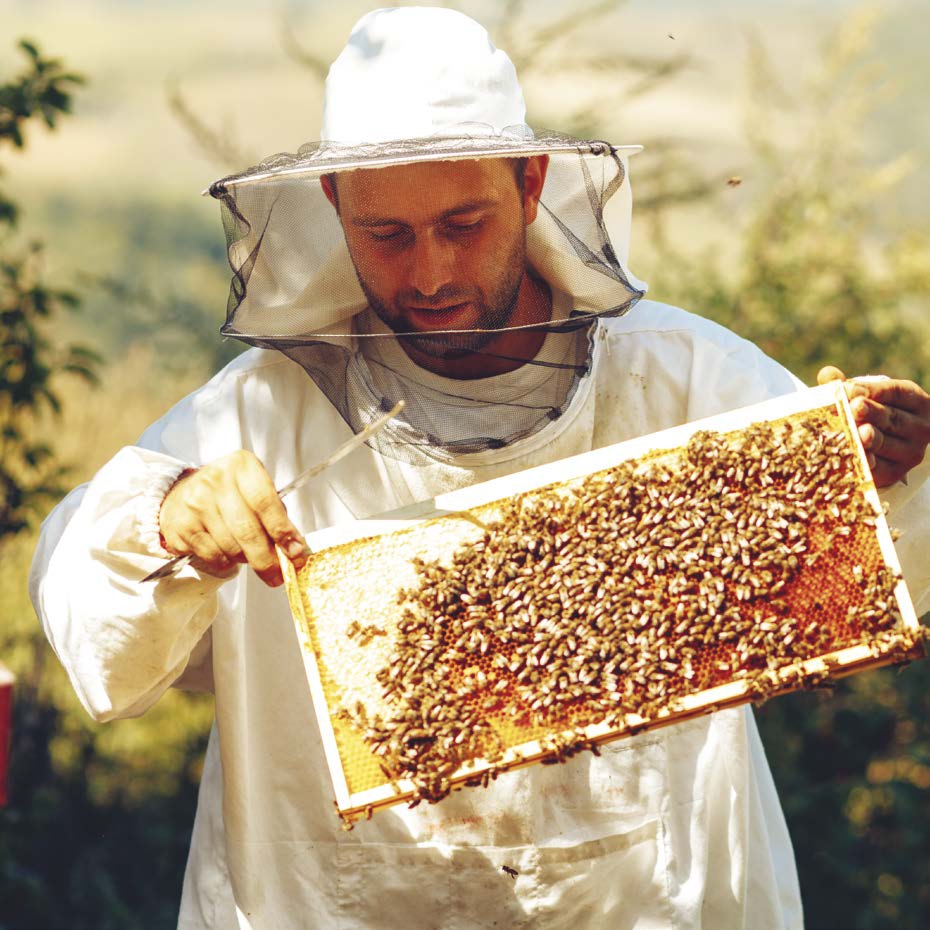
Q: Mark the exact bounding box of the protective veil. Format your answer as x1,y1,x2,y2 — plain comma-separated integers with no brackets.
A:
208,5,645,461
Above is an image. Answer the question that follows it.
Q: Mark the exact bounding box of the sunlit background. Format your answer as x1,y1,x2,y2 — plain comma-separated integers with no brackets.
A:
1,1,929,927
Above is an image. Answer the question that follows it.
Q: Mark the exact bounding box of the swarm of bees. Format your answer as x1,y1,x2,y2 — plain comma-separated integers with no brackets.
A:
333,413,913,808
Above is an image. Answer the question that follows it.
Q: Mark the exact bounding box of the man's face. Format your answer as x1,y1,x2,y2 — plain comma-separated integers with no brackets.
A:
326,157,544,359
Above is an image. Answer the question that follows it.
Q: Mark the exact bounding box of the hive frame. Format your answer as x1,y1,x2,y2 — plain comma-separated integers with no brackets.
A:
280,382,923,824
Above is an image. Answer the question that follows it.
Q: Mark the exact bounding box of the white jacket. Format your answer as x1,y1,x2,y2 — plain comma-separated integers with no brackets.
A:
30,300,930,929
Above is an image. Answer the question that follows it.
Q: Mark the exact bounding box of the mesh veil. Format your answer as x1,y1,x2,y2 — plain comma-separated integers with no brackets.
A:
209,132,646,463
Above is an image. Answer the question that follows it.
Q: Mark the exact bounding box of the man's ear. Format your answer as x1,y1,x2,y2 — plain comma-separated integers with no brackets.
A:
522,155,549,225
320,174,339,211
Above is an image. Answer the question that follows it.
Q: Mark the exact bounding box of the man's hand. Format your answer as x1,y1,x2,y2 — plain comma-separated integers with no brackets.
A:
818,366,930,488
159,451,308,587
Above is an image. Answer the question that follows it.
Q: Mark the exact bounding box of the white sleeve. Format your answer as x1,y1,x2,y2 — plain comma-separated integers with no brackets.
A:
684,325,806,421
29,412,228,723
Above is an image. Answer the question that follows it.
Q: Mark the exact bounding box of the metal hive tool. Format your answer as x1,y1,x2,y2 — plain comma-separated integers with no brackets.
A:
280,382,925,826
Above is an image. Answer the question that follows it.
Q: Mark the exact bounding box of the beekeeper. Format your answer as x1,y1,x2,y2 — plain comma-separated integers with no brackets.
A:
30,7,930,929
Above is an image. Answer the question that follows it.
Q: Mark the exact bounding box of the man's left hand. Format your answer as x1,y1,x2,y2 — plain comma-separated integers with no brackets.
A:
818,366,930,488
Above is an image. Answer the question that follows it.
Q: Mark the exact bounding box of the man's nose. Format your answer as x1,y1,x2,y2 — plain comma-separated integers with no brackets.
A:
407,230,455,298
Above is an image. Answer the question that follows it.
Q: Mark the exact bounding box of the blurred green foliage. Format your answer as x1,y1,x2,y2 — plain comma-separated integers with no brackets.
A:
27,192,238,376
0,40,83,214
2,8,930,930
757,664,930,929
0,42,213,929
0,41,100,541
0,368,214,929
72,199,240,376
651,9,930,389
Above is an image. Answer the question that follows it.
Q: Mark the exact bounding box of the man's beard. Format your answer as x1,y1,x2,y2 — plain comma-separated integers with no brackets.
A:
355,235,526,361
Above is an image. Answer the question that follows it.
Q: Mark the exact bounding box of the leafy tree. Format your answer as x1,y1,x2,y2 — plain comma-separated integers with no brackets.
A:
0,40,99,542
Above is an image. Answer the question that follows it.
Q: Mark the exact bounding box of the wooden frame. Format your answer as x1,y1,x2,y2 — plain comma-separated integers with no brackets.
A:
280,382,924,825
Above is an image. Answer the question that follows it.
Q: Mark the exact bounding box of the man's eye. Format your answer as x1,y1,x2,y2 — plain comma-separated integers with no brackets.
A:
369,228,405,242
446,220,482,234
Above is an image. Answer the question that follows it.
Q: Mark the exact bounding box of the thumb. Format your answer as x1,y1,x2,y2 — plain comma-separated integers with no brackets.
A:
817,365,847,385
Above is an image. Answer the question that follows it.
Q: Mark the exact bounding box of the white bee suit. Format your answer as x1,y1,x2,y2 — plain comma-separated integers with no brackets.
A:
31,294,930,929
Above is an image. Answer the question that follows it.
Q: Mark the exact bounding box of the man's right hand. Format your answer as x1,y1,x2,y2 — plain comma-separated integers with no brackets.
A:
159,451,308,587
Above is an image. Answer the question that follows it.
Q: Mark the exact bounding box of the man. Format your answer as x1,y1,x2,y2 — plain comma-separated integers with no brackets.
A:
30,8,930,929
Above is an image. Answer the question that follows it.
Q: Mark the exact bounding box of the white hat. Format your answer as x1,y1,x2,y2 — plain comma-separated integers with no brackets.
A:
321,7,525,143
209,7,639,188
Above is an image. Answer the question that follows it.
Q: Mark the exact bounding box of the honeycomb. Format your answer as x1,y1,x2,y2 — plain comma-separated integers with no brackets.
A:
281,386,924,825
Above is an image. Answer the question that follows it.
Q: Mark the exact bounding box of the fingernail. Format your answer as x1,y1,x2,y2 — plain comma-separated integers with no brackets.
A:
848,383,868,398
287,539,306,561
